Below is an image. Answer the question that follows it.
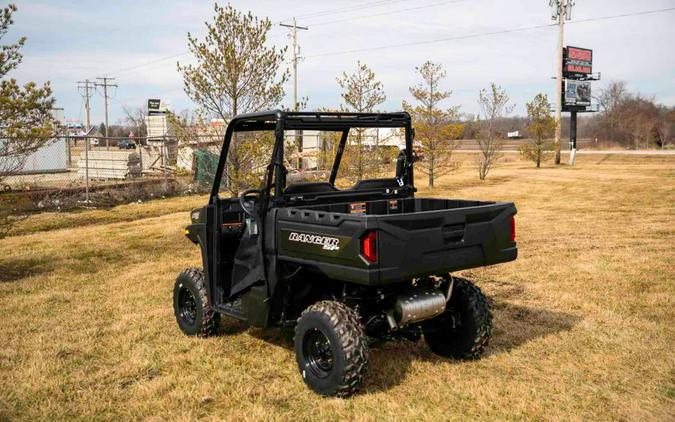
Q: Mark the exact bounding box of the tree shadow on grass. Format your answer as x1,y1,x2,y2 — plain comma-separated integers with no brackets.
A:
0,256,53,282
239,279,581,395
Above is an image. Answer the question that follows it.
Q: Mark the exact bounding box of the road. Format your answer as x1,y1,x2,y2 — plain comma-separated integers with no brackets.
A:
455,149,675,155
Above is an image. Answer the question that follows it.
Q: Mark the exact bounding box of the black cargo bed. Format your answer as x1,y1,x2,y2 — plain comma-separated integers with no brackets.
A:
276,197,517,285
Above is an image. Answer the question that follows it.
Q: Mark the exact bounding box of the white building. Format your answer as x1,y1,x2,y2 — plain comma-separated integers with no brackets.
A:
297,127,404,169
0,108,68,174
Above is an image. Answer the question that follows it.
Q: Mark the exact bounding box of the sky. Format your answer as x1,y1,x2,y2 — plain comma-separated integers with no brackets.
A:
7,0,675,125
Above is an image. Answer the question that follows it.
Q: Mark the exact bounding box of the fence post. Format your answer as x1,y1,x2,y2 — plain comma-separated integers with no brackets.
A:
66,136,72,168
161,138,165,179
138,142,143,176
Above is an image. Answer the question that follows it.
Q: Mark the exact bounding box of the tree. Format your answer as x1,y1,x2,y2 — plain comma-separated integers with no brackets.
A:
591,81,672,149
177,3,288,120
122,105,148,139
336,61,387,182
0,3,58,237
520,93,555,168
476,83,513,180
403,61,462,188
176,3,288,195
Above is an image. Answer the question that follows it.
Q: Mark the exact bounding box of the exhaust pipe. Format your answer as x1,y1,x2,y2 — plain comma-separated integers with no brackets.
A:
386,289,447,330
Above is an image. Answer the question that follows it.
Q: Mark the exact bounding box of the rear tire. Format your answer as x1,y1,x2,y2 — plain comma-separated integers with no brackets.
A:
294,301,368,398
173,268,220,337
423,277,492,359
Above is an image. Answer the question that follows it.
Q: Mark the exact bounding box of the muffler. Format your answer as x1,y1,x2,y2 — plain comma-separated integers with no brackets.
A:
386,289,447,330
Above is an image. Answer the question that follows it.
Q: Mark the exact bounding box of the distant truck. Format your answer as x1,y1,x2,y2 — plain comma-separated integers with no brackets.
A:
507,131,523,139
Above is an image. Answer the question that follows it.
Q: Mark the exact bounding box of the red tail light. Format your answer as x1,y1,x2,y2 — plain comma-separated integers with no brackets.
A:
510,216,516,242
361,231,377,264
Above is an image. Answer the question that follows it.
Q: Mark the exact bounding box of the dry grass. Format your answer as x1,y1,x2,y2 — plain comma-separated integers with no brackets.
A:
1,154,673,421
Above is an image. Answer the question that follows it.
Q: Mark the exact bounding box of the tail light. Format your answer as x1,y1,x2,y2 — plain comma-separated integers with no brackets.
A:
360,231,378,264
510,216,516,242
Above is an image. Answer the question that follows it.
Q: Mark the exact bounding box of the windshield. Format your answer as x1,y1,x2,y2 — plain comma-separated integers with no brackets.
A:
284,128,403,189
211,125,409,198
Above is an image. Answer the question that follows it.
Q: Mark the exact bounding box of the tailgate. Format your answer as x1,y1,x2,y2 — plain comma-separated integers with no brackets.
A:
375,202,517,283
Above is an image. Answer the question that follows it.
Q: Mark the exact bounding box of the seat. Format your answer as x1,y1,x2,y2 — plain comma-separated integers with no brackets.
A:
351,178,401,191
284,182,338,195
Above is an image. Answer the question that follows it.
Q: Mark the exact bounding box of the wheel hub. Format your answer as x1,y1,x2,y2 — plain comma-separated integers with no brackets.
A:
178,287,197,325
303,328,334,378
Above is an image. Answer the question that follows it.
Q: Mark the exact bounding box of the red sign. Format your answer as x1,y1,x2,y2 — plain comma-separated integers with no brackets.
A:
564,46,592,76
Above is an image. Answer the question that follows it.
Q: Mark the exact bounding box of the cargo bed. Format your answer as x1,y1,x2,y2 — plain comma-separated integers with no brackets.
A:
276,198,517,285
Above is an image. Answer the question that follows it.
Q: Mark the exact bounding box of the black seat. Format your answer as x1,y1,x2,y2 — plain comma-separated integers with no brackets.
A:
284,182,338,195
351,178,401,191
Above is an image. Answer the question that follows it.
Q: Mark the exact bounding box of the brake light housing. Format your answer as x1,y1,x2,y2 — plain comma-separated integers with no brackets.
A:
360,231,378,264
510,216,516,242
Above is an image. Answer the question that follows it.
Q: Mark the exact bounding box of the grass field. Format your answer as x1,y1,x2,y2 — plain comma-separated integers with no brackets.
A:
1,154,673,421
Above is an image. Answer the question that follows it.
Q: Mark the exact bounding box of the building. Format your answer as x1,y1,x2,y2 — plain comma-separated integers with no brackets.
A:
0,108,68,175
298,127,404,170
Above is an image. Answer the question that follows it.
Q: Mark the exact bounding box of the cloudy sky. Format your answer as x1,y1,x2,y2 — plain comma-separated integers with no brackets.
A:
7,0,675,125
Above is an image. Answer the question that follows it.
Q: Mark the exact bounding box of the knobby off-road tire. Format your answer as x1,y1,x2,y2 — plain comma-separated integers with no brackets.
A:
423,277,492,359
173,268,220,337
294,301,369,398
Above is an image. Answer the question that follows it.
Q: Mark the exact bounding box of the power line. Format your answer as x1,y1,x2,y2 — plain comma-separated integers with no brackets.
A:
283,0,407,22
304,6,675,59
308,0,467,27
108,52,189,77
306,23,554,58
106,2,407,78
565,7,675,24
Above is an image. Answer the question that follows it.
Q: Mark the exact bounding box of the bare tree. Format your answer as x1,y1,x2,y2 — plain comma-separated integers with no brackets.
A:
591,81,673,149
403,61,462,188
476,83,513,180
122,105,148,139
336,61,387,182
596,81,628,113
520,93,555,168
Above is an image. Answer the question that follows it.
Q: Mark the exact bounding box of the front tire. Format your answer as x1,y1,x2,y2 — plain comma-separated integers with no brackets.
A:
423,277,492,359
294,301,369,398
173,268,220,337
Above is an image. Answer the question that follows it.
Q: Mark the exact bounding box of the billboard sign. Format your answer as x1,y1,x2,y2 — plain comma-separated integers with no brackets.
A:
147,98,165,116
564,46,592,76
564,79,591,106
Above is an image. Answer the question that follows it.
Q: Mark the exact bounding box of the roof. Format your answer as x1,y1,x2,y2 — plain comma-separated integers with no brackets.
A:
229,110,411,132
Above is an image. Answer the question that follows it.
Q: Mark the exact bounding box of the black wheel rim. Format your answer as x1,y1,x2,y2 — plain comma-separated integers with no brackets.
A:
178,287,197,326
303,328,334,379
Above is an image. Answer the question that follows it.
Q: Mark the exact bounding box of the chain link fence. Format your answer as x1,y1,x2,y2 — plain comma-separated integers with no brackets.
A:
1,134,223,214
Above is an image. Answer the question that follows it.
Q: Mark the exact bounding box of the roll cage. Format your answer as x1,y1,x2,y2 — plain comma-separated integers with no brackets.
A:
209,110,416,208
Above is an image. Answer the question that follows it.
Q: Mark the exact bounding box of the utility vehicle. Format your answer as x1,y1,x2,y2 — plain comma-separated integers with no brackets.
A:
174,111,517,397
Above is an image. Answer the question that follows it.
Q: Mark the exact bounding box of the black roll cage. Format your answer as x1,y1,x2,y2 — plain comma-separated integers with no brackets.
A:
209,110,415,207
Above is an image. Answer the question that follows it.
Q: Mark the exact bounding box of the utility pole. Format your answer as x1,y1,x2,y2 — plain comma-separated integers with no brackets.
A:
280,18,308,169
551,0,573,165
280,18,308,111
77,79,95,203
95,76,117,149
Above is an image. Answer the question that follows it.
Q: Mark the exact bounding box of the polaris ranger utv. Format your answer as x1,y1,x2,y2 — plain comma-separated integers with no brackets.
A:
174,111,517,397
